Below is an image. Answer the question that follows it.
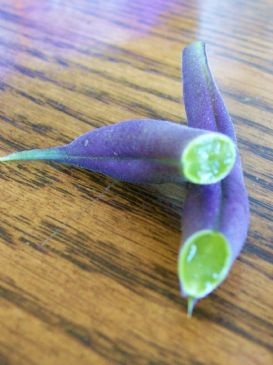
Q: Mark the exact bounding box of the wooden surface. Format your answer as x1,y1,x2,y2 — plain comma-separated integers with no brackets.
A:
0,1,272,364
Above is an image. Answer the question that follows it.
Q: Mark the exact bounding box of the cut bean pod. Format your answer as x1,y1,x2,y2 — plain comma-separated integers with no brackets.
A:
179,42,249,315
0,119,236,185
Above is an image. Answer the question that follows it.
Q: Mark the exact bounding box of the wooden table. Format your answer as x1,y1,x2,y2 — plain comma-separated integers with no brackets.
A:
0,1,272,364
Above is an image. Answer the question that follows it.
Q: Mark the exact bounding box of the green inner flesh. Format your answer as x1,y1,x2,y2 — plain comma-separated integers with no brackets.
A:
182,133,236,184
178,230,231,299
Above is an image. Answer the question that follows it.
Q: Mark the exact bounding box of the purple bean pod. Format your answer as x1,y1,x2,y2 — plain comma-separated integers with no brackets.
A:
0,119,236,185
178,42,250,315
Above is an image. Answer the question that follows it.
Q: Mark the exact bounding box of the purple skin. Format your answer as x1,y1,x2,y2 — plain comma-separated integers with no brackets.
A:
0,119,235,185
179,41,250,313
60,119,199,183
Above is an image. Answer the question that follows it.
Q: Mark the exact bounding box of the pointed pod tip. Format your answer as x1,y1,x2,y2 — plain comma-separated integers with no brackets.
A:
0,147,66,163
187,297,197,318
0,154,13,162
0,151,32,162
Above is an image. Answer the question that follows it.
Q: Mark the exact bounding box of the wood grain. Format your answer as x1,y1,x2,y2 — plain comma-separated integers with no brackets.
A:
0,1,272,364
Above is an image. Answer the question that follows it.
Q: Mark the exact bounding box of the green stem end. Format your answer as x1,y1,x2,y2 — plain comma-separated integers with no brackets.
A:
0,147,65,162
